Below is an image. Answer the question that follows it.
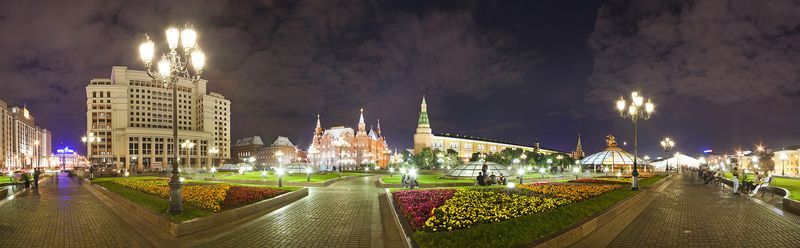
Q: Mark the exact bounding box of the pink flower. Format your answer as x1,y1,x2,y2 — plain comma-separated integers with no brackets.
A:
393,189,456,229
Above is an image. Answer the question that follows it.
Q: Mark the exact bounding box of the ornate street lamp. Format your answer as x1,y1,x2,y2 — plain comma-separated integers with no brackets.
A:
779,152,789,176
275,167,284,187
181,139,196,171
615,91,655,190
138,24,206,213
208,147,219,170
81,133,101,180
660,137,675,172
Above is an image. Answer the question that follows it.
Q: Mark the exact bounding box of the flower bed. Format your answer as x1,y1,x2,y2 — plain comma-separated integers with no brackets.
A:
518,184,622,201
424,189,569,232
568,178,629,184
222,186,287,210
111,178,286,212
393,189,456,229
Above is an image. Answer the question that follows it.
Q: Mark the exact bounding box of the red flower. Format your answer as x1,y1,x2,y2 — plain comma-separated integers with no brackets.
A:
222,186,287,210
392,189,456,229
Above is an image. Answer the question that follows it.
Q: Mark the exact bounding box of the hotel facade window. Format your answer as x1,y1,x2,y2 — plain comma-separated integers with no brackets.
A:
85,66,231,170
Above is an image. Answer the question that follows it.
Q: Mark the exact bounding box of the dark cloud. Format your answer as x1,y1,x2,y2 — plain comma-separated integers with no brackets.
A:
587,0,800,106
584,0,800,155
0,0,537,150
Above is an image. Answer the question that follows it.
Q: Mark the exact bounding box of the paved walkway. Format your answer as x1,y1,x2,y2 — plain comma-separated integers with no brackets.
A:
192,175,401,248
0,173,152,247
608,173,800,247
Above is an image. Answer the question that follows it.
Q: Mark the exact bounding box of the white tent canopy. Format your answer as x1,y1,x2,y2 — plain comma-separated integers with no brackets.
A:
651,154,702,168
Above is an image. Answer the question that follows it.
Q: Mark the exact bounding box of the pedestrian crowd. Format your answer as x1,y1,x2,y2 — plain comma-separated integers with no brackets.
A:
8,168,46,189
692,165,772,197
475,162,509,186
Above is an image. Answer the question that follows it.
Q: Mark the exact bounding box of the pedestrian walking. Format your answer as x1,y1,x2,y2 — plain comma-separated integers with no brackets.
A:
731,166,740,194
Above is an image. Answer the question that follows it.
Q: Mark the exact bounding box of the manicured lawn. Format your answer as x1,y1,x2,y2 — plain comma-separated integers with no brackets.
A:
381,174,474,184
772,177,800,201
213,171,366,182
722,172,757,181
409,175,667,247
639,174,668,188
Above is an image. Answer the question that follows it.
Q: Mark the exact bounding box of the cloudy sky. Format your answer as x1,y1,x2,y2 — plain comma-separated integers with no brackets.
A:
1,0,798,157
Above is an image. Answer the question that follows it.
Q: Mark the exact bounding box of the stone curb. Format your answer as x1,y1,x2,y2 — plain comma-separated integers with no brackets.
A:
89,182,308,237
533,174,673,248
383,189,414,248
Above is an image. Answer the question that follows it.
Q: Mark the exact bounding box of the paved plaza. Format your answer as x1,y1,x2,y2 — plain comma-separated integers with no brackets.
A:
2,172,800,247
192,175,402,248
0,174,152,247
0,174,401,248
608,173,800,247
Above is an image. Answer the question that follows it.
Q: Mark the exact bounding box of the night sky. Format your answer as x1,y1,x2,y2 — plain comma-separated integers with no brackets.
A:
1,0,799,157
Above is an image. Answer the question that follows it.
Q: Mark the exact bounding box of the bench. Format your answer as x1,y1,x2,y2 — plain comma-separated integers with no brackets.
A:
752,176,773,197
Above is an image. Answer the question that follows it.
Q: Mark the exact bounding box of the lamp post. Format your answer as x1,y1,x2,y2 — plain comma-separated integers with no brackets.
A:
276,167,285,187
517,168,525,184
208,147,219,173
556,155,563,173
81,133,101,180
660,138,674,172
546,158,553,174
573,166,581,180
34,140,40,169
615,91,655,190
138,24,205,213
181,140,196,172
780,152,789,176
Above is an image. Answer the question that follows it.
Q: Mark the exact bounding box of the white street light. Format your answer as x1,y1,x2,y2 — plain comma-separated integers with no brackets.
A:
616,91,655,190
139,23,207,213
276,167,285,187
780,152,789,176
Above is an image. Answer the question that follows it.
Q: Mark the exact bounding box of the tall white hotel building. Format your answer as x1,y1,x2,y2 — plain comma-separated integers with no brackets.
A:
85,66,230,170
0,100,52,170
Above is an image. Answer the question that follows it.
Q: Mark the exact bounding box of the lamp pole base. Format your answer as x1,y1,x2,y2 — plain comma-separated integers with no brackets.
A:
168,172,183,213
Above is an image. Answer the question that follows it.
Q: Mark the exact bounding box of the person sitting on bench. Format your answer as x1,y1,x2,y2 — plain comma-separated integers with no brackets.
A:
750,174,772,196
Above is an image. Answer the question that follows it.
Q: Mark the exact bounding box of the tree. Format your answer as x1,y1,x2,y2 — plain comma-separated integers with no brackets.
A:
411,147,437,169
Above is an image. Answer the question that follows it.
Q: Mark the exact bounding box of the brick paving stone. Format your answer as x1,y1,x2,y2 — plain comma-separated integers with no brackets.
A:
0,173,152,248
609,173,800,248
195,175,386,248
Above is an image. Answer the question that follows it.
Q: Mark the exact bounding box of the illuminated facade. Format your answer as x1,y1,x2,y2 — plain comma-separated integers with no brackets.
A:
85,66,230,170
412,97,561,159
771,146,800,176
232,136,303,168
308,110,391,169
0,99,53,171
